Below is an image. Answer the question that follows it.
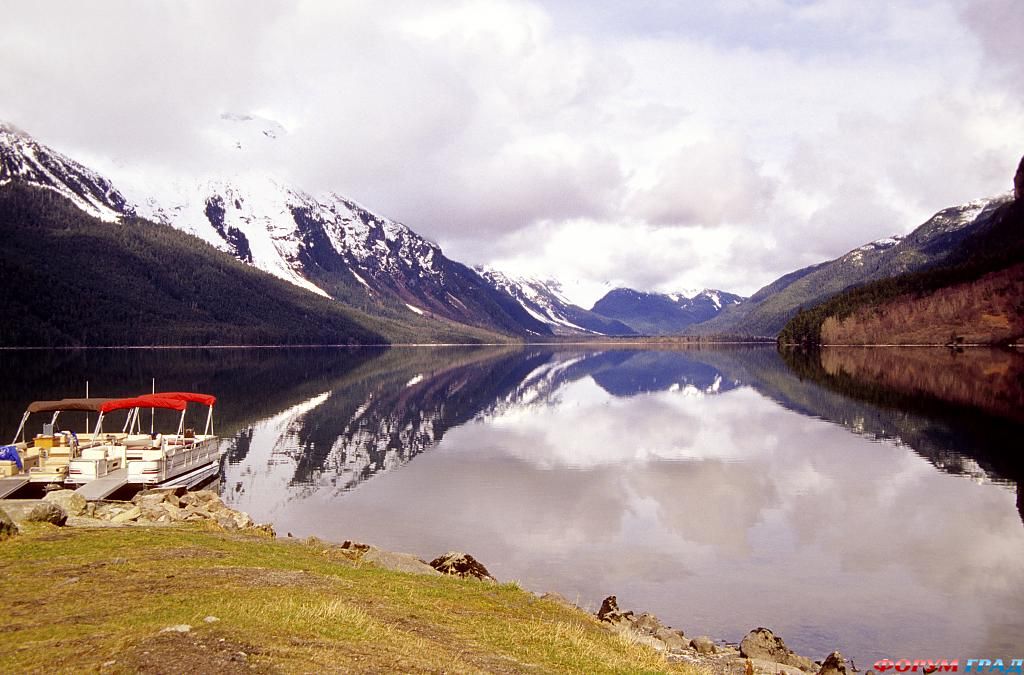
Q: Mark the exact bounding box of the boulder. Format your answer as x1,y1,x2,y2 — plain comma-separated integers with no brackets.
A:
817,651,851,675
180,490,220,508
162,503,188,522
110,506,142,524
215,514,239,531
632,612,664,634
340,540,371,553
597,596,627,622
690,635,716,655
429,551,496,581
43,490,87,516
0,508,17,539
27,501,67,526
248,523,275,538
596,596,636,631
230,510,253,530
654,627,689,651
740,628,815,671
748,658,808,675
92,502,124,520
135,486,186,501
186,507,215,521
133,492,173,509
138,502,169,522
362,548,440,576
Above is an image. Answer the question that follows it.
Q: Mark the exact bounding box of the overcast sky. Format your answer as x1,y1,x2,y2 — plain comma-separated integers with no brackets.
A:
2,0,1022,304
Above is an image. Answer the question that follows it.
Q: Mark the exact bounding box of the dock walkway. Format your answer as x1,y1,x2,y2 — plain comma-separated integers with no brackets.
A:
0,477,29,499
73,468,128,500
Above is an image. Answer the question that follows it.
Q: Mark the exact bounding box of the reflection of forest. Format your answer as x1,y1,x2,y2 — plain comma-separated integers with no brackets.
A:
820,347,1024,423
761,346,1024,524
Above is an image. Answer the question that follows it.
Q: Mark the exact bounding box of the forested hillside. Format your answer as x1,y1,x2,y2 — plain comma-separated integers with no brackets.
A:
779,185,1024,346
0,185,507,346
694,193,1011,337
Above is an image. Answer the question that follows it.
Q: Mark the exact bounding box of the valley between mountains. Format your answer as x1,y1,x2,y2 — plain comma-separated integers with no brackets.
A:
1,118,1021,347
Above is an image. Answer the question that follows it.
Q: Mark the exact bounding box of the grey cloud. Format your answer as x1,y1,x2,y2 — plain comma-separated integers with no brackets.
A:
960,0,1024,88
629,142,777,227
1,0,1020,296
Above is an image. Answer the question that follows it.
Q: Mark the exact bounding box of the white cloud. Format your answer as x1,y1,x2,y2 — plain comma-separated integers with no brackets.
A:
1,0,1021,297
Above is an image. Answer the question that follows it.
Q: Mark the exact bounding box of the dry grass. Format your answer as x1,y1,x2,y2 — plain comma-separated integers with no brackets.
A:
0,524,696,674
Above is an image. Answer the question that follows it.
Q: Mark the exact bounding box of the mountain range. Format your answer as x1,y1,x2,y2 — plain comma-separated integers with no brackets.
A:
592,288,745,335
0,120,744,343
474,268,638,336
1,118,1017,345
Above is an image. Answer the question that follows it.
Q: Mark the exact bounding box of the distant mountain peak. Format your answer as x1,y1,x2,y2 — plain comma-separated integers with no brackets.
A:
476,266,637,336
215,112,288,151
591,287,744,335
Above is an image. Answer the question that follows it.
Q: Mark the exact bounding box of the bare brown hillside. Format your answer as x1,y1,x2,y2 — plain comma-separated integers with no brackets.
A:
820,346,1024,422
820,263,1024,345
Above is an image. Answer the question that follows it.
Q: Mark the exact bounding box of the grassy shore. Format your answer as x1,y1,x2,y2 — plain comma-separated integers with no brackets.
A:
0,524,695,674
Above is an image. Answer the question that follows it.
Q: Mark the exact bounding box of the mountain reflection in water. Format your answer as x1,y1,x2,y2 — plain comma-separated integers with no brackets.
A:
3,345,1022,664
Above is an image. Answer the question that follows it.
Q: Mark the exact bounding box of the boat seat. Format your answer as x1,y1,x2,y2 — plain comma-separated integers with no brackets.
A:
123,435,153,449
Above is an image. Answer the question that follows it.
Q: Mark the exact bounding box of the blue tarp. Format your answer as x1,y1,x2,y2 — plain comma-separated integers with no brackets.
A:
0,445,22,469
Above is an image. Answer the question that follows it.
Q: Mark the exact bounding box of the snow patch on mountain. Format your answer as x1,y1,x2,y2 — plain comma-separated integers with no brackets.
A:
476,267,601,334
125,173,332,297
0,123,127,222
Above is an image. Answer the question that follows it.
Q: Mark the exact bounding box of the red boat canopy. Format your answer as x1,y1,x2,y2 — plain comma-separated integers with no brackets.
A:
148,392,217,407
99,396,187,413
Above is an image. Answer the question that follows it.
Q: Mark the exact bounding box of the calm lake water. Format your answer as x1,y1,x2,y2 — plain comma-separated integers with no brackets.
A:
3,345,1023,663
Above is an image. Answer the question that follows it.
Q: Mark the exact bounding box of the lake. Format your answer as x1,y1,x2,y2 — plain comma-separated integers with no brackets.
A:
3,345,1022,664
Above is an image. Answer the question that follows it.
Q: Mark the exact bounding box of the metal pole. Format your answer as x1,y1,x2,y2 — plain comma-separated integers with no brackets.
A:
151,378,155,435
85,381,90,434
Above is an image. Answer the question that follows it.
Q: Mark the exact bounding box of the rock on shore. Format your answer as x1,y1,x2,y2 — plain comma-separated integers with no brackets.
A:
429,551,496,581
594,596,847,675
1,488,274,536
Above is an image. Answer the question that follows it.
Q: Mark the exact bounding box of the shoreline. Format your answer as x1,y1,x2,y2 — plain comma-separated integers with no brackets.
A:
1,490,854,675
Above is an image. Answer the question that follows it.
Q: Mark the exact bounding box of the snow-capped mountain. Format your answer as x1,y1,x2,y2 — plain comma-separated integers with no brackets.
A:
476,267,636,336
590,287,745,335
131,176,549,335
0,120,550,337
0,123,128,222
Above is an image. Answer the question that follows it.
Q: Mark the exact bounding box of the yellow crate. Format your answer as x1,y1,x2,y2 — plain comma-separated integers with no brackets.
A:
34,435,54,449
